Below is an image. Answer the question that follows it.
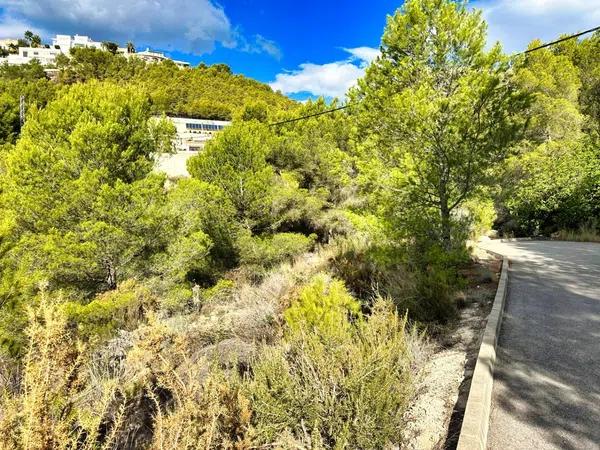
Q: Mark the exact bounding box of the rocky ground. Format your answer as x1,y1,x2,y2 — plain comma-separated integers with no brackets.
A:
402,249,501,449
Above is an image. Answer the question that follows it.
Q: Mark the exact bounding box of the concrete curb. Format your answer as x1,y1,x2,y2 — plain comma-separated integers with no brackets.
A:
456,257,509,450
497,237,548,243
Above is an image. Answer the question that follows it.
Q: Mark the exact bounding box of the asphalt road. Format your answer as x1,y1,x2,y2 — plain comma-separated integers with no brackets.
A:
479,240,600,450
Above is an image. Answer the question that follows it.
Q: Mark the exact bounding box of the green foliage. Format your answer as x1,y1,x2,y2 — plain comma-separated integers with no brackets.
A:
237,101,269,123
23,30,42,48
160,231,213,283
269,171,329,235
0,292,124,449
250,299,414,448
496,35,600,235
269,98,353,201
62,279,155,342
462,196,497,238
502,141,600,235
239,232,316,271
188,121,276,229
352,0,529,247
330,237,460,323
554,220,600,243
284,274,361,333
56,47,145,83
0,82,174,353
0,62,56,144
166,178,240,267
515,42,583,142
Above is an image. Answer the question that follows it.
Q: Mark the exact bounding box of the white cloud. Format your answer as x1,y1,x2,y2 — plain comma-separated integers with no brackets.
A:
0,14,40,38
476,0,600,53
0,0,279,58
238,33,282,60
269,47,378,98
343,46,380,65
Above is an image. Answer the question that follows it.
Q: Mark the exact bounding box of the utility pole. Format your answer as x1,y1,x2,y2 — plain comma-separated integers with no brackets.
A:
19,94,25,128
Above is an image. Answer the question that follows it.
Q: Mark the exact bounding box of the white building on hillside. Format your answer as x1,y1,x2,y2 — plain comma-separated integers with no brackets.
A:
3,46,62,66
52,34,104,51
0,34,114,67
134,48,190,68
0,36,189,69
156,117,230,177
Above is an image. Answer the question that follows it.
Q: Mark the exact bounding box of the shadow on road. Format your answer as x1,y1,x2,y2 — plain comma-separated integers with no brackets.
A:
488,241,600,450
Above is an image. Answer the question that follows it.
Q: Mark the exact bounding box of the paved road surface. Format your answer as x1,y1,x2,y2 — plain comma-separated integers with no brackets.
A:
479,240,600,450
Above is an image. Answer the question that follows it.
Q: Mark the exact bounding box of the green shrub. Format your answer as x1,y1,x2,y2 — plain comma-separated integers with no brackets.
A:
462,196,497,238
554,220,600,242
160,285,194,313
166,179,240,267
160,231,213,283
187,122,276,230
201,279,236,303
0,292,123,449
284,274,361,333
330,237,461,324
249,298,415,448
238,232,316,270
269,171,327,234
62,279,155,342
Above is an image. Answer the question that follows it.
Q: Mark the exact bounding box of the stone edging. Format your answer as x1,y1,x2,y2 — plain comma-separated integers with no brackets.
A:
497,237,548,243
456,256,509,450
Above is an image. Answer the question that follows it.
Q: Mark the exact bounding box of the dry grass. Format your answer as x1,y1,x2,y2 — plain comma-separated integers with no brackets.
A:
0,292,124,450
554,223,600,243
248,298,422,449
0,243,431,449
149,357,253,449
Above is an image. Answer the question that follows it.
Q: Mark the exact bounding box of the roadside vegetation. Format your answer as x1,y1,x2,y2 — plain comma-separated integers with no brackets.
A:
0,0,598,448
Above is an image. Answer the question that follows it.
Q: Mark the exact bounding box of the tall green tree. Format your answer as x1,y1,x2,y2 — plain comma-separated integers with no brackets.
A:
24,30,42,48
101,41,119,55
497,38,600,235
187,122,276,230
0,81,174,352
352,0,529,247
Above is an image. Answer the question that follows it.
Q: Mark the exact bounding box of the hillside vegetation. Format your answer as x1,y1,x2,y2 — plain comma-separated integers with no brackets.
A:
0,0,598,448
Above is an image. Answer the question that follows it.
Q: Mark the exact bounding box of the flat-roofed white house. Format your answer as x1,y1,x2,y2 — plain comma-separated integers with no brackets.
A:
156,117,231,178
0,35,195,69
52,34,104,51
133,48,190,68
0,34,125,67
3,46,62,66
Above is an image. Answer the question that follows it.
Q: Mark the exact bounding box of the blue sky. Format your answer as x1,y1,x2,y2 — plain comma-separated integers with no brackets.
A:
1,0,599,101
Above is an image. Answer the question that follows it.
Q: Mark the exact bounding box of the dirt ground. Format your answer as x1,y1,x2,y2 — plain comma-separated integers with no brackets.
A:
402,249,502,450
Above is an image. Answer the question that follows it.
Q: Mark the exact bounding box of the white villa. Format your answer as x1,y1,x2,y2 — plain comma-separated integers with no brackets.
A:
5,46,62,66
135,48,190,68
0,34,189,69
53,34,101,51
156,117,230,178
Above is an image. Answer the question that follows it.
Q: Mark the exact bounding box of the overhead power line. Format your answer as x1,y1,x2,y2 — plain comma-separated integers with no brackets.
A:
269,104,353,126
517,25,600,55
270,24,600,126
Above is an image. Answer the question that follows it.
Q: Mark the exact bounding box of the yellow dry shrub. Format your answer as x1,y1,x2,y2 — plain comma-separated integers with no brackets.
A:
250,297,416,449
149,356,253,450
0,291,123,450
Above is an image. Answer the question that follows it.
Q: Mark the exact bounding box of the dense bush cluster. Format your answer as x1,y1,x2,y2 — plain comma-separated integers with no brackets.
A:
495,36,600,237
